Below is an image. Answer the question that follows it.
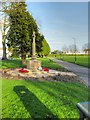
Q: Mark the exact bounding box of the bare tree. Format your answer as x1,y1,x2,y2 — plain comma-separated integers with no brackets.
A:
69,44,78,53
82,43,89,51
0,1,9,60
62,45,69,53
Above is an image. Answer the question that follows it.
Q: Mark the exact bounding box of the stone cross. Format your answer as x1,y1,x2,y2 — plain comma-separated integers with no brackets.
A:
27,31,41,71
32,31,36,60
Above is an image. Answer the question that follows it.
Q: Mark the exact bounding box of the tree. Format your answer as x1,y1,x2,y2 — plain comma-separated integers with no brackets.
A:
62,45,69,53
38,38,50,57
7,2,40,64
32,32,44,57
82,43,90,54
82,43,89,51
51,50,62,54
0,1,9,60
69,44,78,53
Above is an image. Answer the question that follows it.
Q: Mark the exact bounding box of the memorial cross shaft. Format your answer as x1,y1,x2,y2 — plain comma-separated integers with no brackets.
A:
27,31,41,71
32,31,36,60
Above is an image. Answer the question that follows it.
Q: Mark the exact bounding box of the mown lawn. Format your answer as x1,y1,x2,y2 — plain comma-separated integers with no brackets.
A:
37,58,67,71
0,59,23,68
0,58,67,71
48,54,90,68
61,55,90,68
2,79,90,119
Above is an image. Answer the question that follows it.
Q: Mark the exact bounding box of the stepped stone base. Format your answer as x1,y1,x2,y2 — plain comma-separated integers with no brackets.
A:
27,60,41,72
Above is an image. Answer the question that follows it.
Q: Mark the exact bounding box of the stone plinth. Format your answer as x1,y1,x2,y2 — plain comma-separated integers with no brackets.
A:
27,60,41,72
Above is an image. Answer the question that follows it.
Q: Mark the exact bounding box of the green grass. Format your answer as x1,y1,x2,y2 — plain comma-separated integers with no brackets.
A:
0,58,67,71
1,57,90,119
0,59,23,68
2,79,90,119
48,54,90,68
61,55,90,68
37,58,67,71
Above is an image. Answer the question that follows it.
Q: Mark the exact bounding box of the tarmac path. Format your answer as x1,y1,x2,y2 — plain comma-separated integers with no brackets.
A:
50,58,90,87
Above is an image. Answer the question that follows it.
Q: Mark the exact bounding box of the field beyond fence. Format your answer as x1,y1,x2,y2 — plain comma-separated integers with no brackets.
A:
48,54,90,68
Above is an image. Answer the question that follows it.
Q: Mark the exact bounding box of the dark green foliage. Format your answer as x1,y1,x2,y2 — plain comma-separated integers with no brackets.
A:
38,38,50,57
6,2,51,64
7,2,40,64
34,33,44,56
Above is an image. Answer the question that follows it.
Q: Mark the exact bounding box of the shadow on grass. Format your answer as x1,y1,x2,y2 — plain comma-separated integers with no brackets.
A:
26,80,88,108
14,86,58,119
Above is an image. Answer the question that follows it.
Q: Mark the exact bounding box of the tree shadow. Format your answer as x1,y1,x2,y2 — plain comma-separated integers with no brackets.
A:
14,86,58,119
26,80,87,108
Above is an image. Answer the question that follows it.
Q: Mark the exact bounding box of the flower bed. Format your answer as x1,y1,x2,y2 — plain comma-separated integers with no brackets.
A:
19,68,29,73
42,68,49,72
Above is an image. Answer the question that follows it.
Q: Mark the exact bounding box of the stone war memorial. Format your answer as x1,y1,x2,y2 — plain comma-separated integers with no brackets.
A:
1,31,80,81
27,31,41,72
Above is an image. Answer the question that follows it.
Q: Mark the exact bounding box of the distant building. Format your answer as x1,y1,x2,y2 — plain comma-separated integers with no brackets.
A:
0,47,12,59
84,49,90,54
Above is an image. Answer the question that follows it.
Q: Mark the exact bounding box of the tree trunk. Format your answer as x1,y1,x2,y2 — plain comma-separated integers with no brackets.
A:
2,13,7,60
22,51,26,65
2,40,7,60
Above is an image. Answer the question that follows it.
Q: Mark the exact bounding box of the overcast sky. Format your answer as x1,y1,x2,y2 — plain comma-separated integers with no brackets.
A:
26,2,88,52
